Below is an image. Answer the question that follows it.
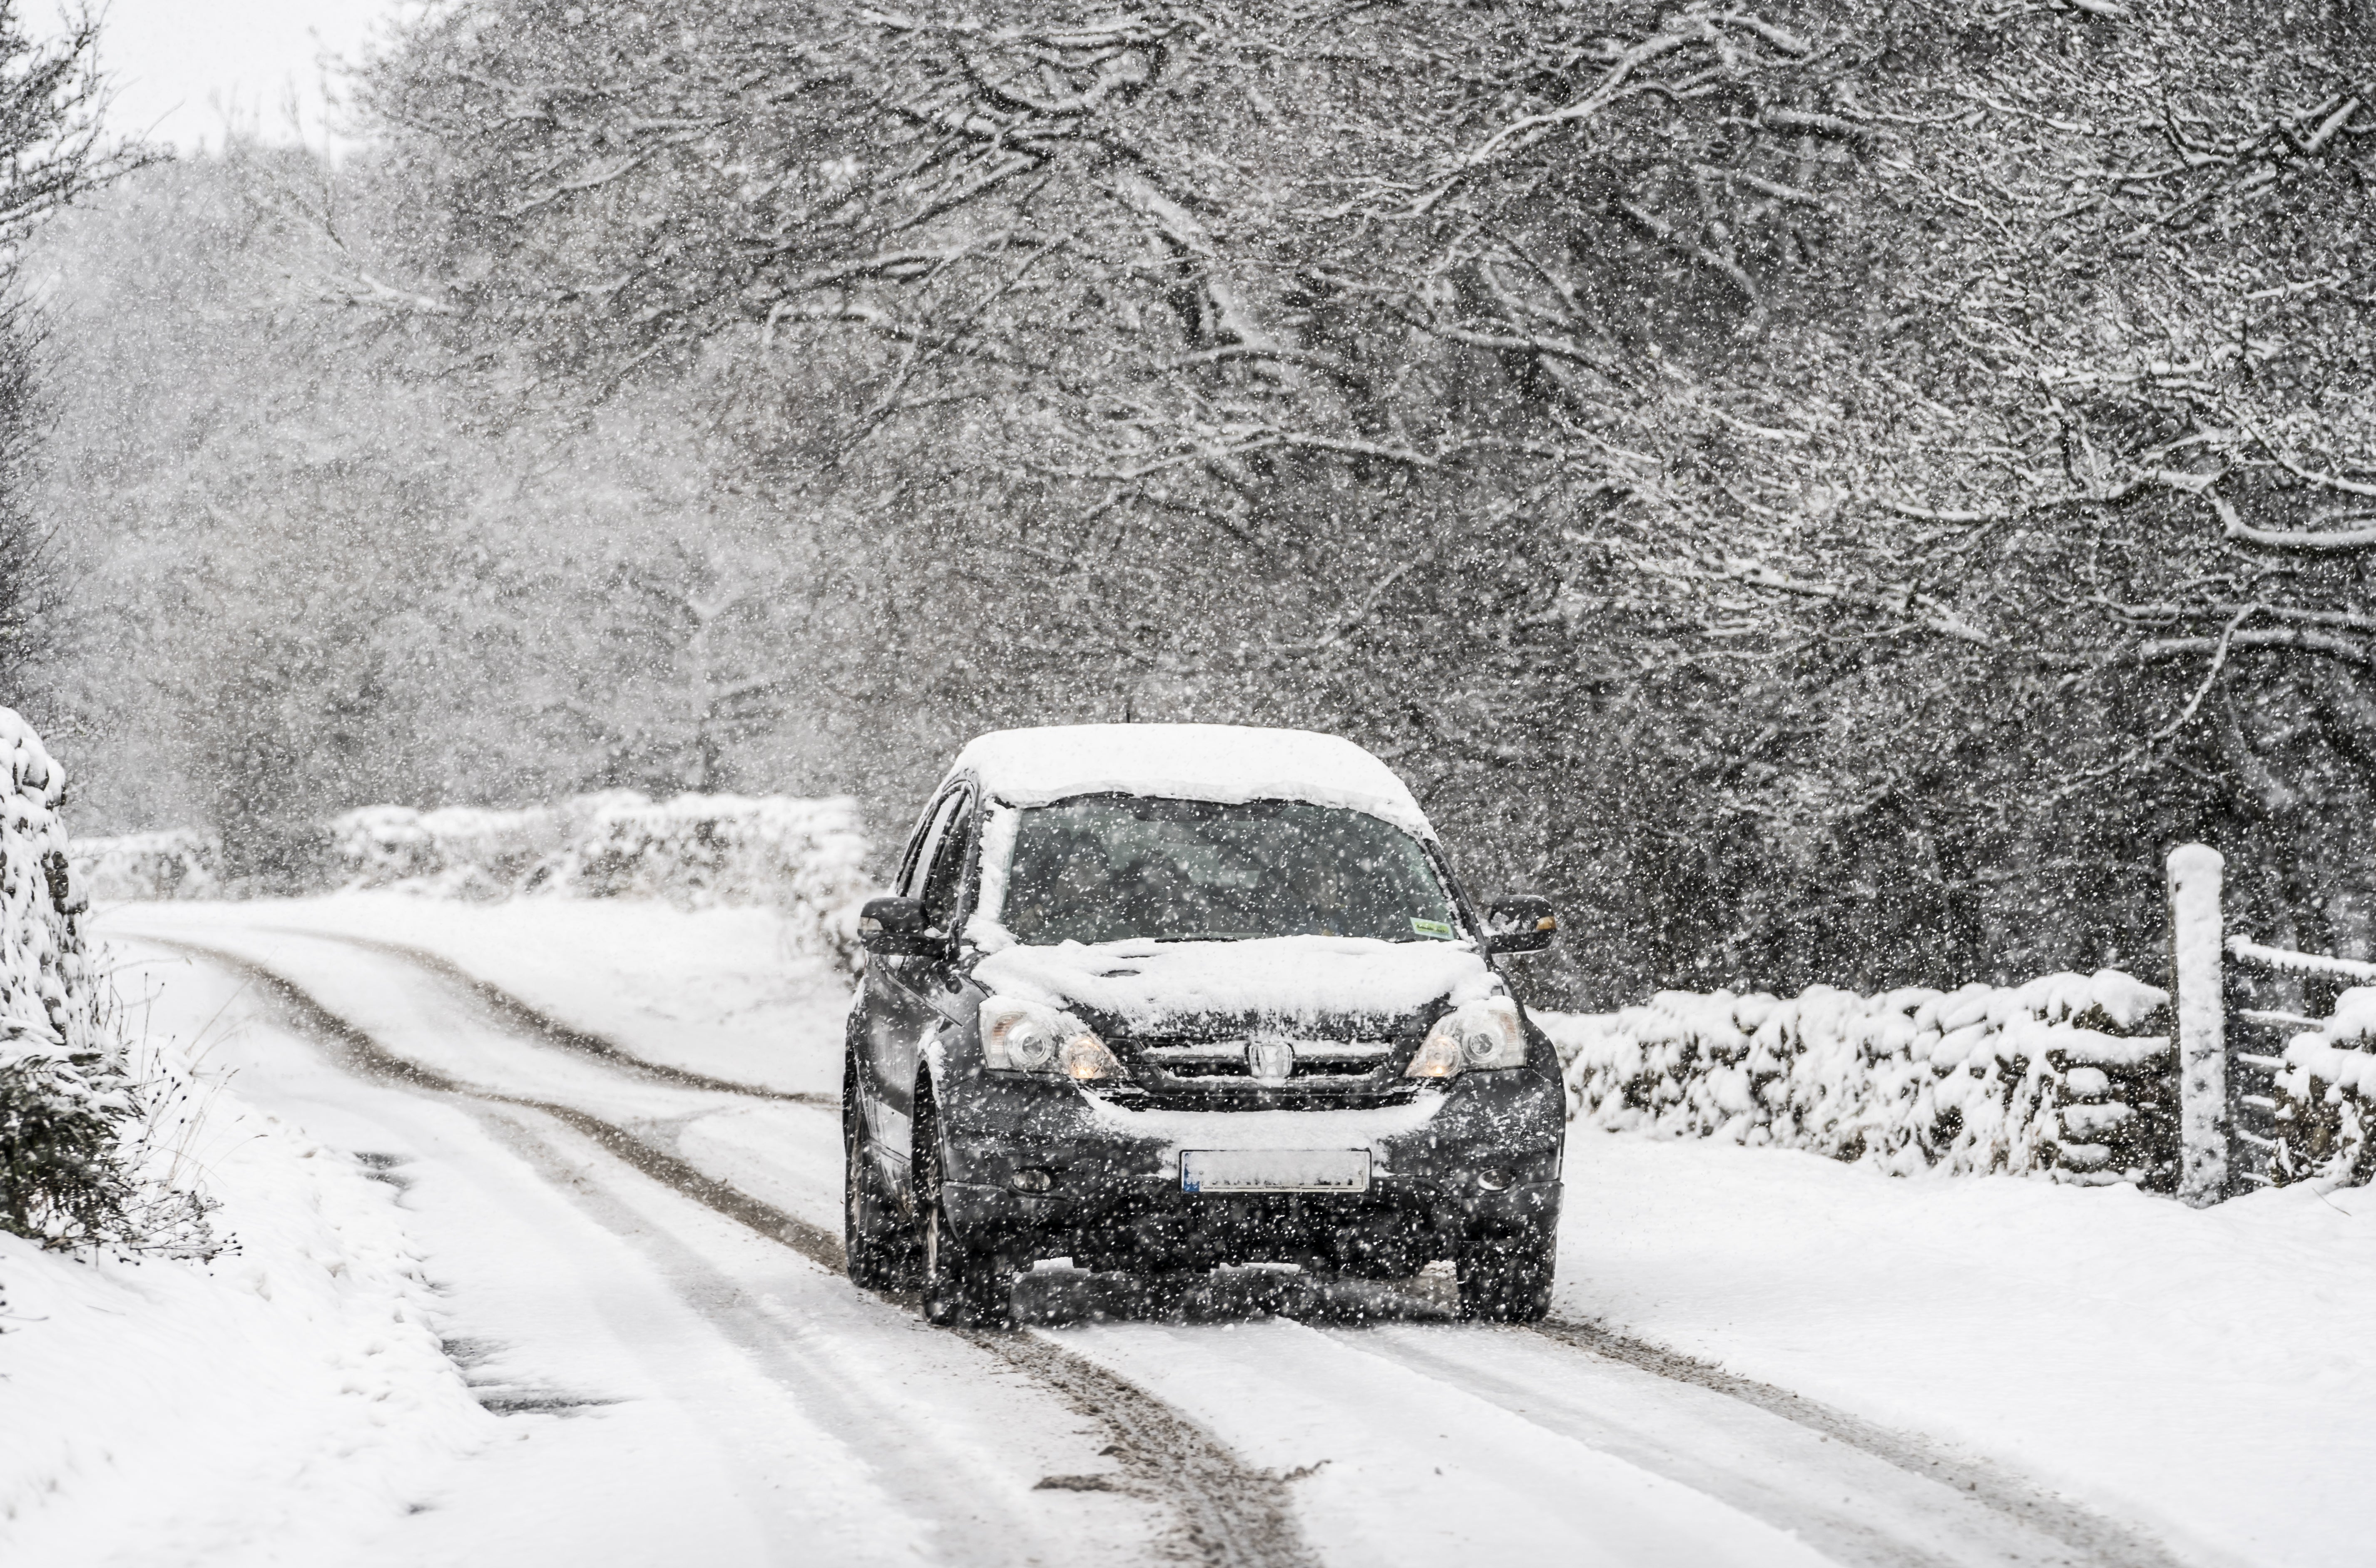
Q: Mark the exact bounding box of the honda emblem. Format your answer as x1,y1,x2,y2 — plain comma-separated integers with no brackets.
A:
1246,1035,1295,1085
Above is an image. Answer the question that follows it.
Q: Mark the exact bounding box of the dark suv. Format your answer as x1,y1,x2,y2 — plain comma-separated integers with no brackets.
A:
843,724,1566,1327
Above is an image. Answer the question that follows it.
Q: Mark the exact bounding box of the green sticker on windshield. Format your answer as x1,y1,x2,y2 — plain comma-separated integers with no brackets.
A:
1411,917,1454,939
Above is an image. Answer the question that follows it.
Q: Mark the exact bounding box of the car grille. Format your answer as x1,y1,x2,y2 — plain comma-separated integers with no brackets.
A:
1130,1037,1396,1085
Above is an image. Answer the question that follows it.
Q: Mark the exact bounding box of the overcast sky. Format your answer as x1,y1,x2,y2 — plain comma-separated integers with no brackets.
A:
57,0,410,153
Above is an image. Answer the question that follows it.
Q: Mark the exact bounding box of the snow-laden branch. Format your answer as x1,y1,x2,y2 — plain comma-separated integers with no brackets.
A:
320,272,463,318
2201,488,2376,553
2137,628,2372,669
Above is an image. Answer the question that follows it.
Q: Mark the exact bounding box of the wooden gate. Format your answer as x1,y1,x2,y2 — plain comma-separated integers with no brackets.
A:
2166,842,2376,1204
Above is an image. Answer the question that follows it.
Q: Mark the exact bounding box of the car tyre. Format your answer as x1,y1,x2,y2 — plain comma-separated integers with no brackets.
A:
914,1098,1016,1329
843,1055,919,1290
1456,1223,1555,1323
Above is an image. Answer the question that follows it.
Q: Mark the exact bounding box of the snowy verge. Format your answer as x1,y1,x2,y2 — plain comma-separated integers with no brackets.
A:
0,1004,489,1565
1538,969,2175,1186
1556,1131,2376,1568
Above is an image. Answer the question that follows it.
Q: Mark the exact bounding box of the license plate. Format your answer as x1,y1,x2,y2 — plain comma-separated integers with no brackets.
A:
1180,1149,1371,1194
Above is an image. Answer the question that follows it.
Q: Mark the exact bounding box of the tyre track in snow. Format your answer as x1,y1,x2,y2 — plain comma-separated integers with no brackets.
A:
1319,1323,2181,1568
243,926,835,1106
134,934,1317,1568
976,1335,1317,1568
1523,1320,2189,1568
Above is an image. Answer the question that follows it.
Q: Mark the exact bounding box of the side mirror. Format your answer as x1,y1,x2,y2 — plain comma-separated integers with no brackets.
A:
1485,895,1558,956
858,896,949,957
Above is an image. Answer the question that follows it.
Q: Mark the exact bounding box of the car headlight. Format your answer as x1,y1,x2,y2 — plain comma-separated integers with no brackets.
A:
980,997,1126,1081
1406,997,1527,1078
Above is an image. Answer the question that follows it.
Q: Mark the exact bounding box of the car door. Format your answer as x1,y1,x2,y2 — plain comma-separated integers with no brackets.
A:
862,783,974,1173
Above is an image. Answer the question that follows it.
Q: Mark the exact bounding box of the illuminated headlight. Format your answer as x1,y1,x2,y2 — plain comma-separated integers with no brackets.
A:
1406,997,1527,1078
980,997,1125,1081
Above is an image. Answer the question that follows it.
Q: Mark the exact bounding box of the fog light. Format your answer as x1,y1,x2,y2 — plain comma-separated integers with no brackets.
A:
1475,1168,1513,1193
1010,1168,1053,1193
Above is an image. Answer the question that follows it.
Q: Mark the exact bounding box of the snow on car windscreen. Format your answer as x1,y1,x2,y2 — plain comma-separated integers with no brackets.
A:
995,795,1461,946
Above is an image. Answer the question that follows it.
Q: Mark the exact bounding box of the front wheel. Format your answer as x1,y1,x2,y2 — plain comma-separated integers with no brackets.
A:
921,1190,1017,1328
914,1098,1016,1329
1456,1223,1555,1323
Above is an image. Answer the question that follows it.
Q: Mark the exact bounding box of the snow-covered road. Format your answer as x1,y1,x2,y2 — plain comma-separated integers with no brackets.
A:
61,903,2214,1568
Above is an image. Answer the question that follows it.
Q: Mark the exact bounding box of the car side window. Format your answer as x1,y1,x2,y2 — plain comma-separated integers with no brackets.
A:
902,792,964,902
916,792,976,930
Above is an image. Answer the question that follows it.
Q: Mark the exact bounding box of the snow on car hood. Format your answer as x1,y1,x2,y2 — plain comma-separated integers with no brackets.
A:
969,934,1500,1031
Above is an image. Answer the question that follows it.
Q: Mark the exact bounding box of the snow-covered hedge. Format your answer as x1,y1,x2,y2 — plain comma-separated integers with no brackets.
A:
330,790,874,963
70,790,876,965
0,707,124,1243
69,827,222,902
0,708,210,1251
332,797,613,899
1543,969,2177,1186
0,712,97,1047
2275,990,2376,1187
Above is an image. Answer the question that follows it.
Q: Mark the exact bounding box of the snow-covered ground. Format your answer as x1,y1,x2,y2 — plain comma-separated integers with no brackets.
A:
17,927,1157,1568
0,1013,489,1567
1556,1136,2376,1567
110,893,851,1096
7,893,2368,1566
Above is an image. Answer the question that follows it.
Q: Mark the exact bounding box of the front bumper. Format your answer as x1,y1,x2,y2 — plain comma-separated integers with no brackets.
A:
934,1064,1566,1272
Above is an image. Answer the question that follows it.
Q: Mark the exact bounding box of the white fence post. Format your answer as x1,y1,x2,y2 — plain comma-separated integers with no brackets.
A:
2167,844,2228,1207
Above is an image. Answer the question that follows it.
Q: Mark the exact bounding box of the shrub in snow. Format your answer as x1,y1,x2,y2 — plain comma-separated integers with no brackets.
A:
0,1019,133,1245
0,709,212,1251
70,827,223,902
1543,969,2176,1186
330,798,594,899
2274,990,2376,1187
329,790,874,964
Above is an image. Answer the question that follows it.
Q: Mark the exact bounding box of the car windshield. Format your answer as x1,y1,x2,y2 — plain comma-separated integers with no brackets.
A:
991,794,1461,946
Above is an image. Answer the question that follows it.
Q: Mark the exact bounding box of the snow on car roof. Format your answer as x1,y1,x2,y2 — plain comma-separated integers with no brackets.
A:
946,724,1435,838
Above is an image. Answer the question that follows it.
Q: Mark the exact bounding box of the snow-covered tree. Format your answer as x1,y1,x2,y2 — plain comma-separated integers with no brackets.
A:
0,3,147,692
29,147,864,865
346,1,2376,994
